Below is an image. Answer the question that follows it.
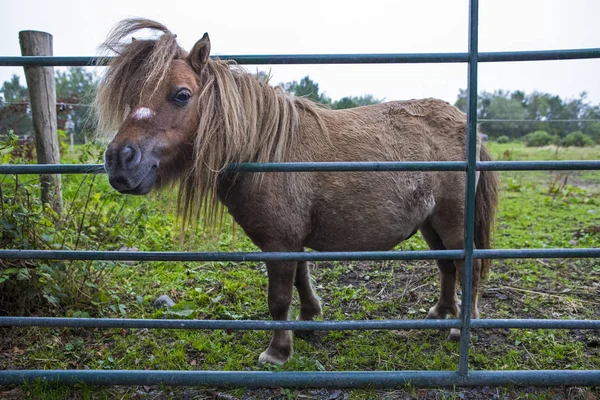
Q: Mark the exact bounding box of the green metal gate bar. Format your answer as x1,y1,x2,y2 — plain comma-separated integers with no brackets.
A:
1,248,599,262
2,160,600,174
459,0,479,375
2,370,600,388
1,48,599,67
2,317,600,330
1,0,599,387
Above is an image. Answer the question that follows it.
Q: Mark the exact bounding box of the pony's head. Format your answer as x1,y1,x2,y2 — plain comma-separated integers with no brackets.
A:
98,19,212,196
97,19,312,226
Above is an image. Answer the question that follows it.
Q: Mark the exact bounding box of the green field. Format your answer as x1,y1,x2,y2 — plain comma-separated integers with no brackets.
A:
1,141,599,399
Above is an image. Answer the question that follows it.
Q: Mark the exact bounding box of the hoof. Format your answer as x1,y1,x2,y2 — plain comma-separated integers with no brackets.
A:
447,328,461,341
258,349,291,366
426,302,459,320
425,305,447,319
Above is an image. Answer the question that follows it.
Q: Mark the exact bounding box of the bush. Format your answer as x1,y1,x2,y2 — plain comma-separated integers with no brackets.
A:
586,122,600,144
524,130,555,147
496,135,510,144
0,133,152,314
560,131,595,147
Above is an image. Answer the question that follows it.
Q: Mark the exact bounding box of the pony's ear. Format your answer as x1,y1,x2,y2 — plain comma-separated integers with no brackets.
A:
190,33,211,74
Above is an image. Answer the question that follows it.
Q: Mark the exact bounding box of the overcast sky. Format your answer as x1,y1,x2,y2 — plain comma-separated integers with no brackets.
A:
1,0,599,106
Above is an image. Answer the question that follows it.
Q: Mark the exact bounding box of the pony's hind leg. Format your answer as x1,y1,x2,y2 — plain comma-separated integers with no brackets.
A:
421,218,482,341
259,260,297,365
420,222,460,321
455,259,482,320
445,258,482,341
294,261,322,337
426,259,460,320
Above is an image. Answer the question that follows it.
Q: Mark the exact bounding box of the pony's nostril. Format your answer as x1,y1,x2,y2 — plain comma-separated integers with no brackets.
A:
123,146,134,161
119,145,139,168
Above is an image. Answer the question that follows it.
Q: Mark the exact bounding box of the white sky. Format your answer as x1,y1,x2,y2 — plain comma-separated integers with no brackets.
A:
1,0,599,106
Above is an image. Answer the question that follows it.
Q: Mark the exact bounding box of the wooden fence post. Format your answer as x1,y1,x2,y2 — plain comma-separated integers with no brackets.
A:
19,30,63,214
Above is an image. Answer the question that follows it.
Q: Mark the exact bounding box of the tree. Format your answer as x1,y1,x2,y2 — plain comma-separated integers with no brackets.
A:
0,75,32,136
332,94,383,110
55,67,98,143
1,69,98,140
283,76,330,105
482,94,529,138
454,89,468,113
455,89,600,139
584,122,600,143
456,90,529,138
525,91,594,137
282,76,383,110
0,75,29,103
580,103,600,143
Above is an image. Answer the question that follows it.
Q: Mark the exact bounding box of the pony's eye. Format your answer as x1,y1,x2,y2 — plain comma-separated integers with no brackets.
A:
173,89,191,106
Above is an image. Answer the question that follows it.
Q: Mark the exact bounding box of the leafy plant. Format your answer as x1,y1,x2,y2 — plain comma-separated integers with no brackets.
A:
524,130,556,147
0,134,152,314
495,135,510,144
560,131,594,147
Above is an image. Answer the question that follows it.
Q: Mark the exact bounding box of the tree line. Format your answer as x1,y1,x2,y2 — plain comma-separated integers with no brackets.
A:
284,78,599,143
282,75,383,109
455,89,600,142
1,70,599,144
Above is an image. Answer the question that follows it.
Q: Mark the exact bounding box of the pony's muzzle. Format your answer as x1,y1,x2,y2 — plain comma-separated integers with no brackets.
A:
104,142,159,195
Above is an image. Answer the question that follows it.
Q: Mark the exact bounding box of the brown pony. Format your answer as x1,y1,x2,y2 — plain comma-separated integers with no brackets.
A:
98,19,499,365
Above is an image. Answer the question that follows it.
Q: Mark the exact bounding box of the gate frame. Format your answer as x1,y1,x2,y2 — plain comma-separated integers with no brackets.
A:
1,0,600,387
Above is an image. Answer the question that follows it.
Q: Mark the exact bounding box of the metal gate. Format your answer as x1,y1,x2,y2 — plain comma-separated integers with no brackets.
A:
1,0,600,387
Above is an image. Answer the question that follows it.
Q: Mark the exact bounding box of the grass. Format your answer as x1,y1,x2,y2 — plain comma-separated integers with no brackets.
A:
1,141,599,399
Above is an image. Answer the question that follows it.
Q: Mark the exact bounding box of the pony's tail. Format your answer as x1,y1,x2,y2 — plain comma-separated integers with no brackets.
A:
475,145,499,279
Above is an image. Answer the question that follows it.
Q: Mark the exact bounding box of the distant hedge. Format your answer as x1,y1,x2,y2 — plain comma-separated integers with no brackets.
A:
524,131,555,147
560,131,595,147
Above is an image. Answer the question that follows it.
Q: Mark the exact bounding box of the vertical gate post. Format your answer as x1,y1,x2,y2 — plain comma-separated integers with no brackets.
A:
458,0,479,376
19,30,63,214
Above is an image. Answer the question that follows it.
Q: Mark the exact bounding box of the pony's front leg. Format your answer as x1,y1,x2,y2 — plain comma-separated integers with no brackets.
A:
258,260,297,365
294,261,322,338
295,262,322,320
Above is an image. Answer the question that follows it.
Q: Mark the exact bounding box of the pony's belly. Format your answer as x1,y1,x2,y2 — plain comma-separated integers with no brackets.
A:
305,183,435,251
307,238,407,252
302,172,436,252
304,215,419,252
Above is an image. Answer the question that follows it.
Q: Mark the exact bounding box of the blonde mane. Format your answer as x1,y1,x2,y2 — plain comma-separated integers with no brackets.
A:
96,19,327,228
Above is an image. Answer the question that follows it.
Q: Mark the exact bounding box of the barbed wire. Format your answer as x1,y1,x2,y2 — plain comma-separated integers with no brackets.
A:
1,101,94,108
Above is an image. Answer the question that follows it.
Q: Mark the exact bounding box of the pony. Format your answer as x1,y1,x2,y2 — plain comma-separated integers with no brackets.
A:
98,19,499,365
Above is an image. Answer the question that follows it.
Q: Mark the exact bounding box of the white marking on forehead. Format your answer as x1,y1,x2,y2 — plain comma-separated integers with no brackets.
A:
132,107,155,121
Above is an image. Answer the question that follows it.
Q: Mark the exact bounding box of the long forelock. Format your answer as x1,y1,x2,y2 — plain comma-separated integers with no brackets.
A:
95,18,184,138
